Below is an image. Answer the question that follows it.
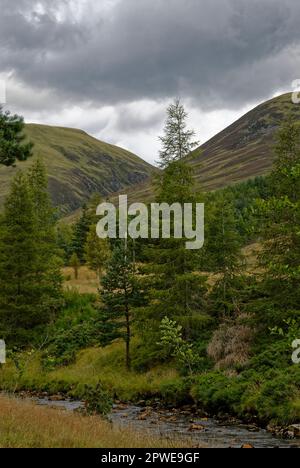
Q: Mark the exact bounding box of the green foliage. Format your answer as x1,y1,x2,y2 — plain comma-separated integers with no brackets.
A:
158,99,198,168
82,381,113,416
0,161,63,347
56,223,73,264
100,241,146,369
71,205,92,263
0,106,33,166
42,291,98,368
159,378,192,406
85,225,110,277
158,317,200,375
140,160,209,361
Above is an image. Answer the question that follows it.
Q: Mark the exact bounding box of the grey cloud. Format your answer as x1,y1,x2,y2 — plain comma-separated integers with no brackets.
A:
1,0,300,113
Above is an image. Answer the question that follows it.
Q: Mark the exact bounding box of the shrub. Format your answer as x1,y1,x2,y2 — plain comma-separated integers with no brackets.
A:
83,382,113,416
159,379,192,406
207,320,253,370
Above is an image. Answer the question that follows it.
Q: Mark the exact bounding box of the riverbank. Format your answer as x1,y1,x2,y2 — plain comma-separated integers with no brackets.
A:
1,341,299,432
0,395,193,448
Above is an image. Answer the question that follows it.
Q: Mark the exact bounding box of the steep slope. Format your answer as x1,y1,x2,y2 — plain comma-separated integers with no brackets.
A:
113,93,300,204
0,124,155,214
188,92,300,190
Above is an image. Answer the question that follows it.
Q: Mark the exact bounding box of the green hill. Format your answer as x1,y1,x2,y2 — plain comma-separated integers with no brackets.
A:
189,92,300,190
0,124,155,214
120,93,300,203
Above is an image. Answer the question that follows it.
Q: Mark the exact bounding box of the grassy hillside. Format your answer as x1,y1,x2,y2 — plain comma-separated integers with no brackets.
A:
121,93,300,203
189,92,300,190
0,124,155,214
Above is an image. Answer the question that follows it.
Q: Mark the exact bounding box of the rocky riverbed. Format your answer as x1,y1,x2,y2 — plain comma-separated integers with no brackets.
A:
30,396,300,449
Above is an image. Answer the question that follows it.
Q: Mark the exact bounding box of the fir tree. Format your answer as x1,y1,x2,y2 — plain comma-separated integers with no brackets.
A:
206,193,244,319
0,163,62,346
71,205,92,263
158,99,199,168
139,104,209,360
85,225,110,279
256,118,300,327
0,106,33,166
100,241,145,370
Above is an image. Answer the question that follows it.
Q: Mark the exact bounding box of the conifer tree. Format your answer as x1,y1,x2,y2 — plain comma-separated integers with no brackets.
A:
158,99,198,168
0,162,62,346
206,193,244,318
0,106,33,166
85,225,110,278
257,117,300,327
139,102,208,359
71,205,92,263
100,241,145,370
0,173,37,344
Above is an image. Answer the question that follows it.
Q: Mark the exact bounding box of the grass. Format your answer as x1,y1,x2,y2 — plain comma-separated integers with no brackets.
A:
0,123,154,214
0,341,179,403
63,266,99,294
0,395,191,448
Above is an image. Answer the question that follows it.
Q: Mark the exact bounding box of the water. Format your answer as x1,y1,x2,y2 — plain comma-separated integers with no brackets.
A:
33,398,300,449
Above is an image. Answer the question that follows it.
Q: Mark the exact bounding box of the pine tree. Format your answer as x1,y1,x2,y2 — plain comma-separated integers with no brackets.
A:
256,117,300,327
158,99,198,168
27,159,63,314
85,225,110,278
0,162,63,346
139,103,208,359
100,241,145,370
56,223,73,264
0,106,33,166
206,192,245,319
71,205,93,263
0,173,37,344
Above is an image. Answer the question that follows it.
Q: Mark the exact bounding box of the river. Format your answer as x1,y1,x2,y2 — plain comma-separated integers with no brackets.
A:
32,397,300,449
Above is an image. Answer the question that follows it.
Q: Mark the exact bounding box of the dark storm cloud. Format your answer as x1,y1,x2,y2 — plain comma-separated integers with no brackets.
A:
1,0,300,111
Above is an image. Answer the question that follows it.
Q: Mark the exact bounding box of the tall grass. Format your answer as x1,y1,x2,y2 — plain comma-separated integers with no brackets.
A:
0,396,191,448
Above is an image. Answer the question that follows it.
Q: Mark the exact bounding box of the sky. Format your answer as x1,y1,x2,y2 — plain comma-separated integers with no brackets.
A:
0,0,299,165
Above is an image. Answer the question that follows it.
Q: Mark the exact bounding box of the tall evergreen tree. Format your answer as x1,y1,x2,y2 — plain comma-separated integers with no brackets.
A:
206,193,245,319
100,241,145,370
85,225,110,279
158,99,198,168
0,173,37,344
0,106,33,166
139,103,209,361
0,162,62,346
256,117,300,327
71,205,92,263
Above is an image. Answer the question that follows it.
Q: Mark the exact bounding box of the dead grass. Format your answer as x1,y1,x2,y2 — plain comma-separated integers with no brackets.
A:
63,266,99,294
61,243,263,295
207,319,253,370
0,396,192,448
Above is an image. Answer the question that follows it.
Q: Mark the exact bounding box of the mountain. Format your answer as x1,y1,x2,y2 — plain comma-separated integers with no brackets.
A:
188,92,300,190
118,92,300,203
0,124,155,214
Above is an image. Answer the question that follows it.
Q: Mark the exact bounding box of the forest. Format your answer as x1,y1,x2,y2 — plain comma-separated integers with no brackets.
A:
0,100,299,434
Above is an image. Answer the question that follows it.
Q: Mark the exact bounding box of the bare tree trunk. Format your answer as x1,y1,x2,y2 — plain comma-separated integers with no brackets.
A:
125,305,131,371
